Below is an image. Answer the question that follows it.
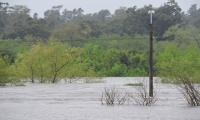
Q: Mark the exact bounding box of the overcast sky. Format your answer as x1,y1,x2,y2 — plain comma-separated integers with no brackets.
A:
3,0,200,17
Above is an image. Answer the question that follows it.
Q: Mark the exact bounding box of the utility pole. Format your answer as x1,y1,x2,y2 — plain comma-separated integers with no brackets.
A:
148,10,154,97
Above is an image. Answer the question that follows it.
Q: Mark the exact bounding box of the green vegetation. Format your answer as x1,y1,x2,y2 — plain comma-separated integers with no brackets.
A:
0,0,200,85
0,39,149,84
156,43,200,83
156,24,200,83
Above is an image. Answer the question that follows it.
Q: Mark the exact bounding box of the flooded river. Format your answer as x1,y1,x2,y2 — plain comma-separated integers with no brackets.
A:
0,77,200,120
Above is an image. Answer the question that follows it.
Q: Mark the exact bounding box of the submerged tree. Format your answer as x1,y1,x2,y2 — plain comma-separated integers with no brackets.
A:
156,43,200,106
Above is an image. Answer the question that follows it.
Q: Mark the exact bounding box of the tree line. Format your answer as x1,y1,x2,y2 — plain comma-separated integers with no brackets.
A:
0,0,200,85
0,0,199,41
0,41,148,85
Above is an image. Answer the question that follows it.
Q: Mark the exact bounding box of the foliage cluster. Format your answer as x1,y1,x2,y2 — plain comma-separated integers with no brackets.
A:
0,0,200,85
0,0,199,42
0,40,148,84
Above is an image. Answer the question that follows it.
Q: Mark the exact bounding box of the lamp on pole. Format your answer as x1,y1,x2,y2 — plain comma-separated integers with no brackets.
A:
148,10,155,97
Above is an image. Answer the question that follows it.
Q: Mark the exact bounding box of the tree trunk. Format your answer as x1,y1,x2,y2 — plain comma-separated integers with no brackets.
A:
52,72,57,83
30,66,34,83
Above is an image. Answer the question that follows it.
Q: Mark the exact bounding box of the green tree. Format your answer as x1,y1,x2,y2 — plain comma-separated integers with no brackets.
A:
44,41,72,83
186,4,200,28
108,63,127,76
154,0,183,39
15,45,39,83
156,43,200,83
0,56,19,85
44,5,64,29
163,25,200,48
0,57,10,85
51,22,92,45
124,5,151,35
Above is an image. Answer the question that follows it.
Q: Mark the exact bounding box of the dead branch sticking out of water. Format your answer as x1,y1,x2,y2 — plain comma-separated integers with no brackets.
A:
101,87,128,105
130,85,157,106
178,78,200,106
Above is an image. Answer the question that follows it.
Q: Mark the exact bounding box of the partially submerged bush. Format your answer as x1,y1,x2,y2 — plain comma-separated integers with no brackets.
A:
101,87,128,105
156,44,200,106
130,85,157,106
0,82,6,86
100,85,157,106
178,78,200,106
161,76,200,106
